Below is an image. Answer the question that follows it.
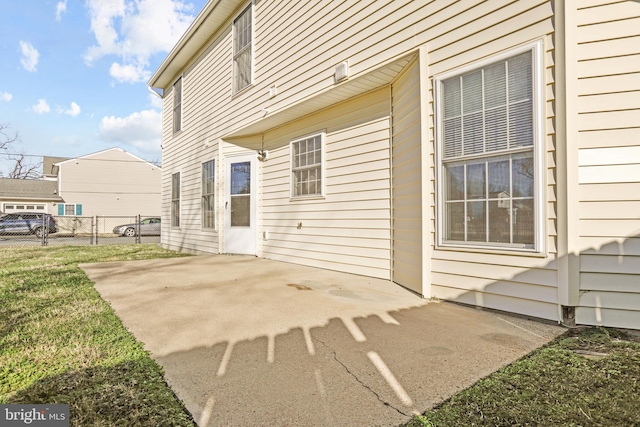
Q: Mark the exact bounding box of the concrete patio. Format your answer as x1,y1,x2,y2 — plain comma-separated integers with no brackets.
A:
81,255,564,426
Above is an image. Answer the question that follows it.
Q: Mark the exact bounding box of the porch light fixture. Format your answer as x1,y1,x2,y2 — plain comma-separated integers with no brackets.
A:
257,150,269,162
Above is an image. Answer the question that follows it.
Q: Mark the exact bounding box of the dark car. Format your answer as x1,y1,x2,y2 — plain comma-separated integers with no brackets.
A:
113,217,161,237
0,212,58,238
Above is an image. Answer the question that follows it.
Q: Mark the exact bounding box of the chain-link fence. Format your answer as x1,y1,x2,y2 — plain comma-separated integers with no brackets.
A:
0,214,161,248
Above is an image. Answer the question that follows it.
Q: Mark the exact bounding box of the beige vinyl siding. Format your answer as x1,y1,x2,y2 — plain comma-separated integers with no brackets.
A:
575,1,640,329
260,88,392,279
159,36,229,255
57,149,161,218
391,58,423,294
426,2,559,321
159,0,562,318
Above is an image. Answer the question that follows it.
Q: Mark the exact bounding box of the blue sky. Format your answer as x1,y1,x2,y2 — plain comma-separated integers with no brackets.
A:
0,0,207,173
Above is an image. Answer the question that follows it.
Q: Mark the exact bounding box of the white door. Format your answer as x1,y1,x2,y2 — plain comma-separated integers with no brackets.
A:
224,154,257,254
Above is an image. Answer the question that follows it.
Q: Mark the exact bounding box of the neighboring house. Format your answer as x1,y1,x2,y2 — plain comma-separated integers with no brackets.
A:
53,148,161,218
1,148,161,219
149,1,640,329
42,156,69,181
0,178,62,214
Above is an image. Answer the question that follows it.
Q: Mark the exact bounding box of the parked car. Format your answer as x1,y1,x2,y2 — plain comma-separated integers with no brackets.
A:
113,218,161,237
0,212,58,238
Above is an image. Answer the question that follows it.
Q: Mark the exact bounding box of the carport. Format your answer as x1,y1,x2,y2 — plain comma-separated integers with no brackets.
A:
81,255,563,426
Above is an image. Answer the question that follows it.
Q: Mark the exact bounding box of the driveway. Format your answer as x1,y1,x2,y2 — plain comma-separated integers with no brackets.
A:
81,255,564,426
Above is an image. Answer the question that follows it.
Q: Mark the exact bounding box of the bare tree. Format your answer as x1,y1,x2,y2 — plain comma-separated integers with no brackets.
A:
0,124,42,179
6,152,42,179
0,123,19,151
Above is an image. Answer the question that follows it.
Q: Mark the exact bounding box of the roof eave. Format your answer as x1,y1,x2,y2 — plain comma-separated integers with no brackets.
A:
148,0,244,91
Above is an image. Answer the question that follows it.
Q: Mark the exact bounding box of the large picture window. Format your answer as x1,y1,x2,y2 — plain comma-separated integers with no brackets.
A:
173,77,182,133
202,160,215,228
291,133,324,198
233,4,252,93
171,172,180,227
436,43,542,250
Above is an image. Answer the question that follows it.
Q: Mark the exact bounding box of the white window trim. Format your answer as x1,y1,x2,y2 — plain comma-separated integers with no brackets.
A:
171,171,181,228
434,40,545,253
202,159,216,230
290,131,326,200
63,204,79,216
231,1,254,96
173,75,183,134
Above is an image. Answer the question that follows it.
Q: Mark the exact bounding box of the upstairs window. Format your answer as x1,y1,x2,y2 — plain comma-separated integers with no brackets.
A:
436,43,543,251
291,133,324,198
173,77,182,133
233,4,252,93
202,160,215,228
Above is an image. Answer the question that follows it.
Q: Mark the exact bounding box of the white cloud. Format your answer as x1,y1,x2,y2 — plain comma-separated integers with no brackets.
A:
1,92,12,102
99,109,162,154
63,102,81,117
20,41,40,72
84,0,196,83
148,92,163,109
56,1,68,22
32,99,51,114
109,62,150,84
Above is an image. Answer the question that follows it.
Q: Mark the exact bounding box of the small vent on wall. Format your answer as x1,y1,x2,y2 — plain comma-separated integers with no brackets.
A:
334,61,349,83
269,85,278,98
204,138,214,148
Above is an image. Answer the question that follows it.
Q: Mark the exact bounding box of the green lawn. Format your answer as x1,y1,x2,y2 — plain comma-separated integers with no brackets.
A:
0,245,194,426
406,327,640,427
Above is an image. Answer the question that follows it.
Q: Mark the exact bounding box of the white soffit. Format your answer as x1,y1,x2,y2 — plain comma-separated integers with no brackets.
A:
223,53,416,146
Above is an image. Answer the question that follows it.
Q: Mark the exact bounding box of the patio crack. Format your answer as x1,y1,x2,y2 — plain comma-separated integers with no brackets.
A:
314,338,410,418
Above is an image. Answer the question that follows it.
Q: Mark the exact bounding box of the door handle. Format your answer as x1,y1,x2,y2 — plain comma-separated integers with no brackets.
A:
226,201,229,209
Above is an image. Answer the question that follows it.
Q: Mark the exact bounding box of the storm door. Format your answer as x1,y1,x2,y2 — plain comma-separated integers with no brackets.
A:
224,154,256,254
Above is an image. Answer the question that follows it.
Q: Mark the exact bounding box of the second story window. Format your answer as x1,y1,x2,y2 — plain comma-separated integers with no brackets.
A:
173,77,182,133
233,4,252,93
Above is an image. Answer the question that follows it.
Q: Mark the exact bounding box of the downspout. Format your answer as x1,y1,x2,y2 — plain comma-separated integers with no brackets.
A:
555,0,581,326
418,44,432,299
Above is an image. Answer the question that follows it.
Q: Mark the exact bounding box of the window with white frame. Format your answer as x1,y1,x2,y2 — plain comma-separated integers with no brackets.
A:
291,133,323,198
202,160,215,228
436,43,542,250
173,77,182,133
172,172,180,227
58,204,82,216
233,4,252,93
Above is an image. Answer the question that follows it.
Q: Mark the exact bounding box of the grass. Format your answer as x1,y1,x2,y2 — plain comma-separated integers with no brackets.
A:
0,245,194,426
406,326,640,427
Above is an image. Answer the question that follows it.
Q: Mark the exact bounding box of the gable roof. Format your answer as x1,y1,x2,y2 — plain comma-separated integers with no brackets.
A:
42,156,70,177
149,0,244,92
54,147,160,169
0,178,62,201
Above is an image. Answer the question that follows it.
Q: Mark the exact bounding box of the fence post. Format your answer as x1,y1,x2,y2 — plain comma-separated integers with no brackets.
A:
95,216,99,245
90,217,95,245
41,214,47,247
137,214,141,244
